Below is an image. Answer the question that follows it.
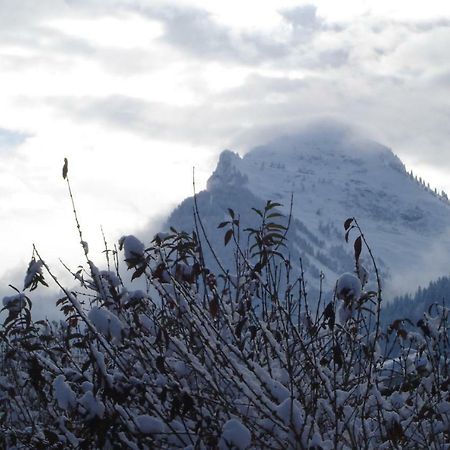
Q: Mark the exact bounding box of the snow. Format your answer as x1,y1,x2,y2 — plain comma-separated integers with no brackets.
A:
139,313,156,335
438,401,450,414
389,392,405,409
81,240,89,254
90,346,108,380
53,375,77,411
129,290,146,300
81,381,94,392
356,264,369,286
118,432,139,450
2,293,26,313
135,415,165,434
99,270,121,288
276,397,304,433
219,418,251,449
336,273,362,301
78,391,105,420
88,306,125,341
119,235,145,262
268,379,290,403
23,259,44,290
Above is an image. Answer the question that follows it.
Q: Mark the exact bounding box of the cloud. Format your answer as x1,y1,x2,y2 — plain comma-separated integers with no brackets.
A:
0,1,162,76
317,48,349,68
43,48,450,174
0,128,30,150
45,95,228,144
279,4,324,33
2,0,448,74
132,3,345,67
0,0,114,26
405,18,450,33
137,4,287,64
153,6,236,58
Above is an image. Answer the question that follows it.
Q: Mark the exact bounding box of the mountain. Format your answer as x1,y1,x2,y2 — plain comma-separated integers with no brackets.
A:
382,275,450,327
165,122,450,298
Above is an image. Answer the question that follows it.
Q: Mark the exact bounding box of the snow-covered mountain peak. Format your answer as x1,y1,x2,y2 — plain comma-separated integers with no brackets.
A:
206,149,248,191
166,124,450,297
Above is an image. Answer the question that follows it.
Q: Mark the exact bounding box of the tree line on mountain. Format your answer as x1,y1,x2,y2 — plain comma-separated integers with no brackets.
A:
408,169,449,203
382,276,450,330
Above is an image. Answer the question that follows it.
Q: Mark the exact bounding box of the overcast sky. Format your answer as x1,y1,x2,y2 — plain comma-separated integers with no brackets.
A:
1,0,450,292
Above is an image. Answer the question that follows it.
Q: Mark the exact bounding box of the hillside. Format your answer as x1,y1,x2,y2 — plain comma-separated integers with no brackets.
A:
166,122,450,297
382,275,450,326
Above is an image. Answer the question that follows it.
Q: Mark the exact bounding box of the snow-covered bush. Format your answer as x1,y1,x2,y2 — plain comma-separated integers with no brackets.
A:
1,165,450,449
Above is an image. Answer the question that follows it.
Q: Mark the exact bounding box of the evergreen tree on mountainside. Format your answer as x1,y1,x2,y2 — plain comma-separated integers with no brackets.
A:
382,276,450,328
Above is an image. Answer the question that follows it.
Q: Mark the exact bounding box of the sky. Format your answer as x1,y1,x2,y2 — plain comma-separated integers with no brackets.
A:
1,0,450,298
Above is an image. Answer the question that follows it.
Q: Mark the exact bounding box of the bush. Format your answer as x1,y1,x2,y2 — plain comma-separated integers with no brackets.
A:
1,165,450,449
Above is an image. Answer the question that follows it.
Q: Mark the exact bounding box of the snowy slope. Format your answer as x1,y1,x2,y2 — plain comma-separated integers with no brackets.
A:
166,122,450,297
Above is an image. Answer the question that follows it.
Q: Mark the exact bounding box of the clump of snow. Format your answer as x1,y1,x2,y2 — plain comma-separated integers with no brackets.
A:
437,401,450,415
119,235,145,267
81,240,89,255
23,259,44,290
310,432,332,450
338,303,353,323
2,293,26,313
138,314,156,335
356,264,369,286
336,273,361,301
174,262,197,283
121,289,148,308
269,379,290,403
135,415,165,434
78,391,105,420
88,306,125,341
53,375,77,411
415,355,431,375
129,290,146,301
276,397,304,433
99,270,121,288
219,419,251,449
389,392,405,409
81,381,93,393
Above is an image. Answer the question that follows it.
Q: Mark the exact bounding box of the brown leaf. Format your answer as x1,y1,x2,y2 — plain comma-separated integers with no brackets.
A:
387,421,404,444
333,344,344,368
235,318,247,338
397,329,408,339
344,230,351,243
181,392,194,414
344,218,353,230
389,319,402,332
62,158,68,180
156,355,165,373
209,296,219,318
354,236,362,262
224,229,233,246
